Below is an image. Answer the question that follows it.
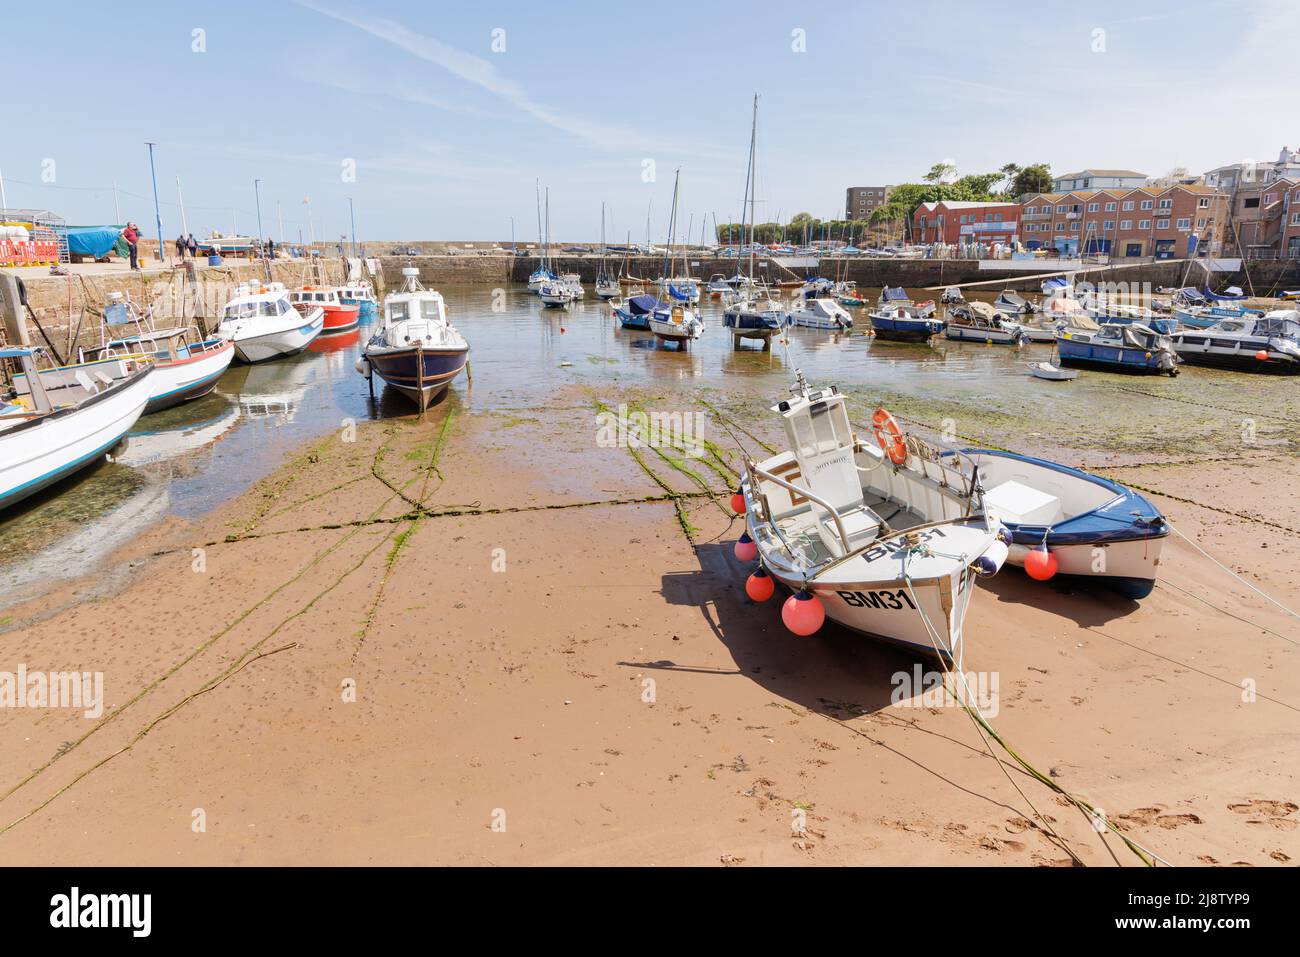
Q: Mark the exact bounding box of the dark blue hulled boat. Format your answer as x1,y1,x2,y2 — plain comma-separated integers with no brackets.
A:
358,268,468,410
1055,322,1179,375
614,294,661,330
869,304,944,342
951,449,1167,599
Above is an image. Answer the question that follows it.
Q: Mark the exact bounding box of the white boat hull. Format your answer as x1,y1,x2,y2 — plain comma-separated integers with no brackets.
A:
1006,537,1163,591
946,325,1024,344
0,365,154,511
226,312,324,363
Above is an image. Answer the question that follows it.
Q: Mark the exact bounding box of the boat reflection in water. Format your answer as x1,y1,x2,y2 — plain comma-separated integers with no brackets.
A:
110,394,242,469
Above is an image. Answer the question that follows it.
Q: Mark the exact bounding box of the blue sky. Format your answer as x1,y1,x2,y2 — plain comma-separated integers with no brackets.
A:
4,0,1295,241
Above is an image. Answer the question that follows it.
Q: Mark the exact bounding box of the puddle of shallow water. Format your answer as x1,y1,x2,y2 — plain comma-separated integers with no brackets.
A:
2,283,1296,599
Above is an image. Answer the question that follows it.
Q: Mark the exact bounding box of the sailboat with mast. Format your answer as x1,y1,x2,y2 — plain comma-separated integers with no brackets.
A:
646,168,704,346
528,180,558,294
595,202,620,300
537,187,574,307
723,95,785,349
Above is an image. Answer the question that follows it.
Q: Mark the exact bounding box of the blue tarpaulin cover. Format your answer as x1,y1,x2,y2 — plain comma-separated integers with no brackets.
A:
882,287,908,301
67,225,124,258
626,294,663,314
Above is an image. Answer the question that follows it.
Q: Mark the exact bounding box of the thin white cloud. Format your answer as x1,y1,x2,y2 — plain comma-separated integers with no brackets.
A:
294,0,714,157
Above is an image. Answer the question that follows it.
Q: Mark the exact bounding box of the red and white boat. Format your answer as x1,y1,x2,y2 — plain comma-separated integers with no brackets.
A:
290,285,360,335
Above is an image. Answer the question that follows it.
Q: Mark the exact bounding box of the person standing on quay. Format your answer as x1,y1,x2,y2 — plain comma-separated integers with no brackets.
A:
122,222,140,271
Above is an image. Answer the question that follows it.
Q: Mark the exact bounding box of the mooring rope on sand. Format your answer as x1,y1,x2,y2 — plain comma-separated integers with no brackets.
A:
900,553,1168,867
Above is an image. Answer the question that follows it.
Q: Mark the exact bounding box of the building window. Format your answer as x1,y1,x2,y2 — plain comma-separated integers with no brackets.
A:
1291,212,1300,225
1197,218,1208,228
1120,219,1132,230
1055,223,1064,232
1123,201,1134,211
1199,197,1211,207
1158,199,1173,209
1103,220,1115,230
1141,200,1153,210
1244,197,1261,209
1156,219,1170,229
1139,219,1151,229
1105,202,1117,211
1177,218,1190,229
1056,205,1067,213
1265,193,1276,204
1070,222,1080,231
1088,203,1100,212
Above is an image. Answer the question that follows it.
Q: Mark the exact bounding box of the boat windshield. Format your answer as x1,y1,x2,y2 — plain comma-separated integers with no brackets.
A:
224,300,279,319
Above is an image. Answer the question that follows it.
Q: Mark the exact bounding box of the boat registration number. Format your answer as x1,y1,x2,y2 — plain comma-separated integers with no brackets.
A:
835,588,917,611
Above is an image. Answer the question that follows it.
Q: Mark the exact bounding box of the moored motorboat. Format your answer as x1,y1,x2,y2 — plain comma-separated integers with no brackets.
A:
945,302,1026,344
737,372,1006,659
993,291,1037,316
1171,309,1300,373
787,297,852,330
948,449,1166,599
940,286,965,305
1,347,154,511
81,291,233,414
358,267,468,409
869,304,944,342
217,282,325,363
1055,321,1178,375
290,285,360,335
339,280,379,321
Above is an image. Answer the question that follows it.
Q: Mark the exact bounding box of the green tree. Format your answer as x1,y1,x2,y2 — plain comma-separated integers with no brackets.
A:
923,162,958,184
1008,163,1052,197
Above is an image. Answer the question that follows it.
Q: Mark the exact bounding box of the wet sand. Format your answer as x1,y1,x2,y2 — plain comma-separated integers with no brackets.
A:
1,371,1297,867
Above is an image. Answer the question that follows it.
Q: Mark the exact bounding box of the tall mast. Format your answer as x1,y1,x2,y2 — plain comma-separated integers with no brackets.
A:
535,179,543,263
743,94,759,282
662,168,681,284
544,187,550,272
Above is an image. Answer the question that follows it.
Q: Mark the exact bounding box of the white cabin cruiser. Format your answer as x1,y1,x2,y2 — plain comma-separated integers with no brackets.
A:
538,281,575,307
739,373,1006,659
217,281,324,363
787,297,853,330
647,302,704,345
1171,309,1300,374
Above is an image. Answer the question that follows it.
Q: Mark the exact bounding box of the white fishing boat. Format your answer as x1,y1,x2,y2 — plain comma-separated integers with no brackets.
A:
945,302,1027,344
737,372,1006,659
1,346,155,512
706,274,730,297
787,297,852,330
217,282,324,363
81,291,234,413
357,268,469,409
561,273,585,299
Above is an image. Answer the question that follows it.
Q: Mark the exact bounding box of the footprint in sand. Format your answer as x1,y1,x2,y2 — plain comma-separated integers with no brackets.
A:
1228,799,1299,830
1114,806,1203,830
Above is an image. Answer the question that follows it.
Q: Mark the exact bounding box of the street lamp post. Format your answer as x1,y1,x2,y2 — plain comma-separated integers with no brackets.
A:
145,142,166,264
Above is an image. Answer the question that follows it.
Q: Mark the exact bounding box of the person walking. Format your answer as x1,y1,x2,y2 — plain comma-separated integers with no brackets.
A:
187,234,198,258
122,222,140,271
176,234,187,260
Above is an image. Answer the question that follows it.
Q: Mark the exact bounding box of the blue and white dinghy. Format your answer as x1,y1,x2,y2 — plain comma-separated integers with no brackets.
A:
948,449,1167,599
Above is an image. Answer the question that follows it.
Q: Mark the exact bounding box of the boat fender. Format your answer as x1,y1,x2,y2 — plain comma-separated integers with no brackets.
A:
734,532,758,562
974,539,1009,577
872,408,908,465
1024,546,1058,581
782,589,825,636
746,566,775,602
354,357,371,378
730,489,747,514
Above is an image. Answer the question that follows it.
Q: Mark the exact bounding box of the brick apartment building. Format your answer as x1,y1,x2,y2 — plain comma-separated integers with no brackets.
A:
844,185,894,220
1018,184,1227,258
1228,177,1300,258
911,200,1022,245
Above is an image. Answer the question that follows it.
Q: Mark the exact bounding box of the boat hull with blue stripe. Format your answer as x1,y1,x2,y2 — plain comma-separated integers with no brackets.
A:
1,353,154,513
953,449,1167,599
